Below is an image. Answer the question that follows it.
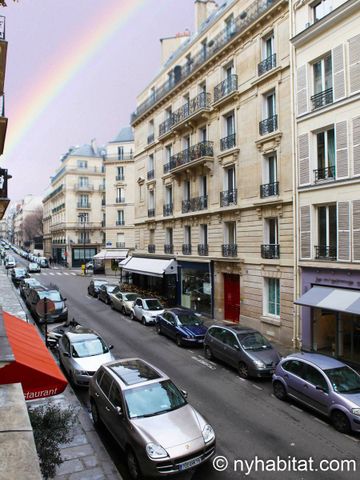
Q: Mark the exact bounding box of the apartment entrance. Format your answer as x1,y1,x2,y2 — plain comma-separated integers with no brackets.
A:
224,273,240,322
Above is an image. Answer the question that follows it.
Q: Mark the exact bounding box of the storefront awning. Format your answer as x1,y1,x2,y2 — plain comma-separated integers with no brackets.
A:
122,256,177,278
0,312,67,401
93,249,128,260
295,286,360,315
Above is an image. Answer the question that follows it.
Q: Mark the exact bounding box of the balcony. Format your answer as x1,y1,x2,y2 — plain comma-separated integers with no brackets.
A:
164,141,214,174
220,189,237,207
116,175,125,181
116,242,126,248
147,133,155,145
75,222,102,229
77,238,90,244
258,53,277,76
105,153,133,161
222,244,238,257
148,208,155,217
159,117,173,139
74,184,94,192
52,203,65,214
148,244,156,253
116,197,125,204
116,220,125,226
214,75,238,104
131,0,281,124
147,169,155,180
220,133,236,151
164,244,174,254
261,244,280,259
77,202,91,209
182,244,192,255
311,88,333,110
198,244,209,256
260,181,279,198
314,165,335,183
171,92,211,130
182,195,208,213
163,203,173,216
315,245,337,260
259,114,278,135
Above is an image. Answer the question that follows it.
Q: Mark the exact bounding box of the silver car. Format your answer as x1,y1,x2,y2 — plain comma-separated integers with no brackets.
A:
58,326,114,386
109,291,139,315
89,358,216,479
130,297,164,325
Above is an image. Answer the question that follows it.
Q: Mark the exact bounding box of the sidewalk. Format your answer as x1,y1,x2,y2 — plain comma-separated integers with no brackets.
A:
0,265,122,480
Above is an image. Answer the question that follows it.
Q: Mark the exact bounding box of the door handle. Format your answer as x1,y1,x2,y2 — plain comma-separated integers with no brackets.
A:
105,406,110,412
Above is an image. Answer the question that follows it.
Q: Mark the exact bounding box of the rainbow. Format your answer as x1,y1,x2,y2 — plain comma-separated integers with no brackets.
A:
4,0,145,158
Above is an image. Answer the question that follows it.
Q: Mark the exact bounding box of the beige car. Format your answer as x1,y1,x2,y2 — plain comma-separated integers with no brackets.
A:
89,358,216,479
108,291,139,315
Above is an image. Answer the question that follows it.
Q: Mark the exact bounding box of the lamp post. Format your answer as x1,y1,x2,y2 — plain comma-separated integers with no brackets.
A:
79,213,87,270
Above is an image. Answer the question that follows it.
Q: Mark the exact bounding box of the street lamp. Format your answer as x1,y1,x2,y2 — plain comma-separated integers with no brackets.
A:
79,213,87,268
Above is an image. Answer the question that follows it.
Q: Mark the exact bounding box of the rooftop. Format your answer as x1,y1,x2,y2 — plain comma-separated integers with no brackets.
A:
110,126,134,143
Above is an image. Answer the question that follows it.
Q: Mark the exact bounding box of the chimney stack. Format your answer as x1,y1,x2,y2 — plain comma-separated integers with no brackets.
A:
195,0,218,31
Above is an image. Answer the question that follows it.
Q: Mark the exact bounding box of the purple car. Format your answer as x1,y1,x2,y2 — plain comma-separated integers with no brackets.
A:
272,352,360,433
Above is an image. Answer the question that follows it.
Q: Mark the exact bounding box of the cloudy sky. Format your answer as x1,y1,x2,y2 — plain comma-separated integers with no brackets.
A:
1,0,195,201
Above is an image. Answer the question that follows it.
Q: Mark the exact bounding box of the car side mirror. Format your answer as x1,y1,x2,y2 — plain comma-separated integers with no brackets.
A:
62,298,67,302
116,406,123,416
181,389,188,399
109,345,114,350
63,352,70,358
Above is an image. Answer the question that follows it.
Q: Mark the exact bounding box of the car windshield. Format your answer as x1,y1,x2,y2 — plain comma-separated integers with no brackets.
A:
124,380,187,419
29,263,38,267
71,337,109,358
94,281,107,287
15,269,26,275
107,286,120,293
238,332,272,351
26,279,40,286
144,299,163,310
39,291,62,302
324,366,360,394
177,312,203,326
123,293,138,301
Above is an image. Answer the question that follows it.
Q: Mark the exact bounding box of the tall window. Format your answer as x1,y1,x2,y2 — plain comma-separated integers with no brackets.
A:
200,224,208,245
224,221,236,244
183,180,190,201
165,145,172,163
148,190,155,210
117,188,125,203
148,154,154,172
265,91,276,119
184,226,191,244
313,53,332,95
316,128,335,180
117,233,125,248
78,176,88,187
225,112,235,136
261,154,278,197
265,218,278,245
117,210,125,225
118,147,124,160
149,229,155,244
77,160,88,169
117,166,124,180
166,227,173,245
263,31,274,60
79,194,89,207
317,204,337,258
225,14,235,39
165,185,173,207
224,62,234,80
265,278,280,316
199,126,207,142
225,166,235,192
200,175,207,197
78,213,89,223
313,0,332,22
201,39,207,61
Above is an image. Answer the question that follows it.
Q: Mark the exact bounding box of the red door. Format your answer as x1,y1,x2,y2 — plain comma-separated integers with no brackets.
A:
224,274,240,323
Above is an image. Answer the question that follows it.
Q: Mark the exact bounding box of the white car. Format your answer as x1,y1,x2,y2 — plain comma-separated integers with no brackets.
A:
5,256,16,268
130,297,164,325
28,262,41,273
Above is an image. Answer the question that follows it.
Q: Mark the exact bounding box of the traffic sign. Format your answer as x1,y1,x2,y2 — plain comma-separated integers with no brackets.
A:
36,298,56,318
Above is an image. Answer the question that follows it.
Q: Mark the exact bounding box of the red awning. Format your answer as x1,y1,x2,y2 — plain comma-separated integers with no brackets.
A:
0,312,67,400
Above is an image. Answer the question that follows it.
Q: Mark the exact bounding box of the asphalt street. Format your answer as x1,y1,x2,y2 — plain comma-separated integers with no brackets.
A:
11,253,360,480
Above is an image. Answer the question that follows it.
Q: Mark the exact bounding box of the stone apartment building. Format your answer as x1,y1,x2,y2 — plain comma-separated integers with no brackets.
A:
291,0,360,365
13,195,43,248
43,143,105,267
130,0,293,344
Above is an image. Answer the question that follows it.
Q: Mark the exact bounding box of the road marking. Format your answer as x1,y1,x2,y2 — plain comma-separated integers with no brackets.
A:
56,272,62,275
290,405,303,413
71,273,76,276
191,355,216,370
252,384,263,391
312,417,328,426
63,272,69,276
49,272,55,276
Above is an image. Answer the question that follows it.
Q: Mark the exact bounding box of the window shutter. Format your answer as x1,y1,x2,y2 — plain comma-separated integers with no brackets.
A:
332,45,345,100
300,205,311,259
298,133,310,185
336,121,348,179
353,200,360,261
353,116,360,176
349,34,360,94
296,65,308,115
337,201,350,261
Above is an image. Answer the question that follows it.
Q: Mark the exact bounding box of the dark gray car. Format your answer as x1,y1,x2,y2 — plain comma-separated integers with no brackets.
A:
204,324,280,379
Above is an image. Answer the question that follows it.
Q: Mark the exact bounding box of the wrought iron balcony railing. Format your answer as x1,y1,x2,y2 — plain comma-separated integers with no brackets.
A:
147,169,155,180
116,175,125,181
258,53,277,76
116,242,126,248
220,189,237,207
131,0,280,123
148,208,155,217
163,203,173,216
182,244,192,255
222,244,238,257
314,165,335,182
214,74,238,103
116,197,125,204
182,195,208,213
260,181,279,198
220,133,236,151
147,133,155,145
164,244,174,254
315,245,337,260
259,114,278,135
159,117,173,137
261,244,280,259
74,184,94,191
311,88,333,110
77,202,91,209
78,238,90,244
198,244,209,256
148,244,156,253
116,220,125,226
172,92,211,126
167,141,213,173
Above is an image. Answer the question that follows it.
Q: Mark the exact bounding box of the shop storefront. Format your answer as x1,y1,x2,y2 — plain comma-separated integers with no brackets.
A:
296,268,360,367
178,261,213,316
72,247,97,267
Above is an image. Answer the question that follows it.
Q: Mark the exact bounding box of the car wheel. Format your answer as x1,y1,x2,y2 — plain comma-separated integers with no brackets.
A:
127,448,142,480
238,362,249,379
204,345,213,360
121,306,126,315
141,317,147,326
110,301,114,309
70,371,77,386
90,401,101,427
130,311,135,320
176,335,183,347
273,381,287,401
156,323,162,335
331,410,351,433
106,297,110,305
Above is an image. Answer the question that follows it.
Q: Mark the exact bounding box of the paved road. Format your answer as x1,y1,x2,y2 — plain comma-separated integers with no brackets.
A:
11,253,360,479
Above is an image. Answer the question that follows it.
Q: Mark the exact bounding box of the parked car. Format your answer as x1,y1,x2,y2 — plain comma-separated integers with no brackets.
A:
98,284,120,305
10,267,30,286
5,256,16,268
272,352,360,433
130,297,164,325
38,257,49,268
19,278,42,299
156,308,208,347
26,288,68,323
87,279,108,298
89,358,216,479
109,291,138,315
204,324,281,379
28,262,41,273
46,318,81,348
58,326,114,386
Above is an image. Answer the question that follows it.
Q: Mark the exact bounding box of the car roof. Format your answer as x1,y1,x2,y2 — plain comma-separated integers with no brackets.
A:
93,279,108,284
104,358,167,388
283,352,346,370
66,326,100,341
208,323,258,335
166,307,197,315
